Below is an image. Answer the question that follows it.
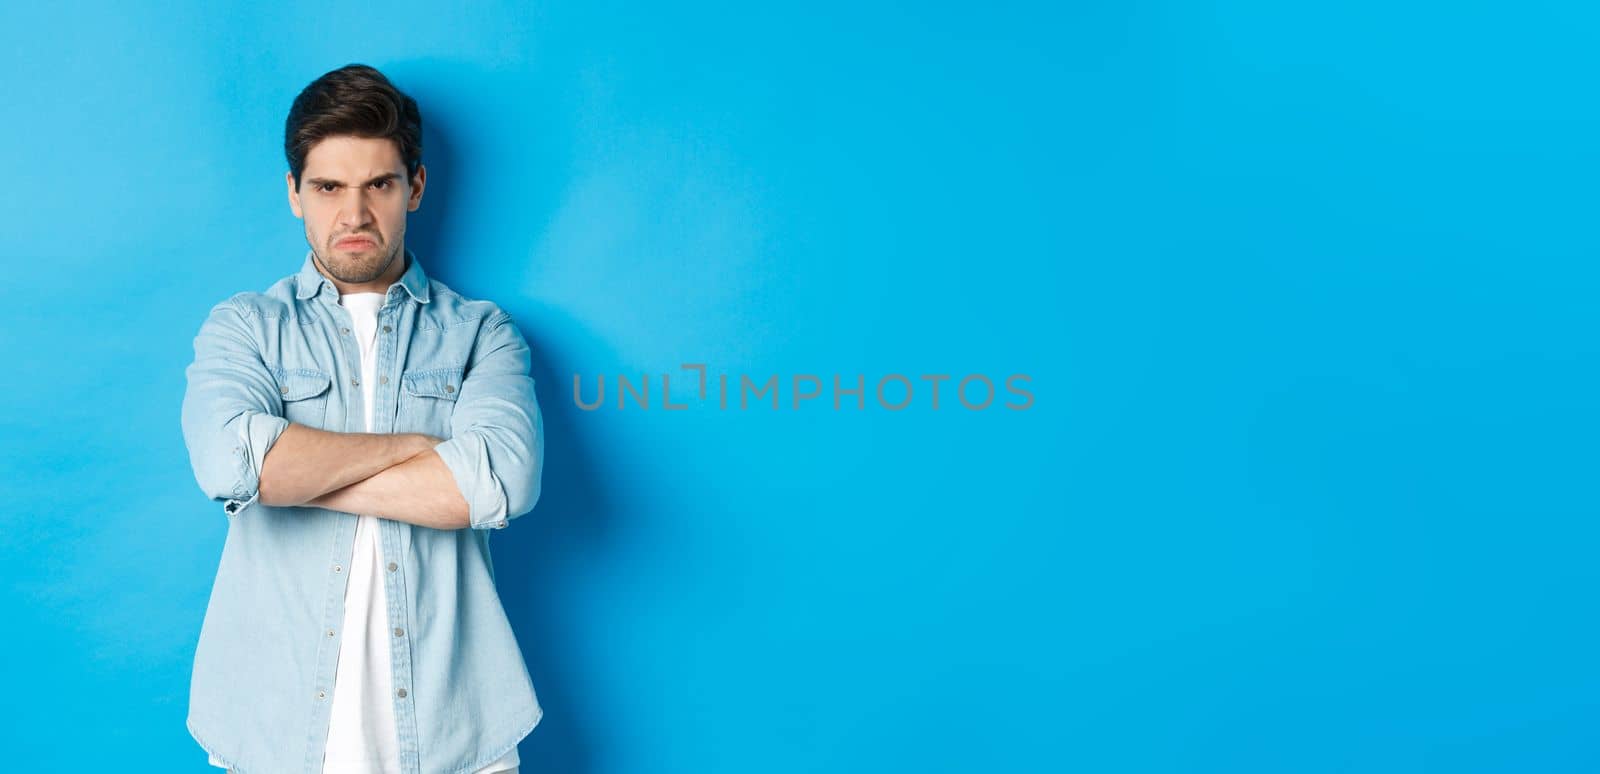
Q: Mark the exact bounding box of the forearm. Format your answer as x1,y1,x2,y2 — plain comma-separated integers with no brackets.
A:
303,448,471,530
257,423,436,507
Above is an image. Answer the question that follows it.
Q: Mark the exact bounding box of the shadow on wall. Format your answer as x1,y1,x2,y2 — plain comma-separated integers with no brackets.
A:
400,62,612,774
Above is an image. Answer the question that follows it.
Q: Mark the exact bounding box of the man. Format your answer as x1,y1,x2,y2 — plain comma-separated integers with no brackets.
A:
180,64,543,774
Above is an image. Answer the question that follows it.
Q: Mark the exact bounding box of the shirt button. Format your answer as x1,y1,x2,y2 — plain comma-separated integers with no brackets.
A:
340,327,349,335
394,628,405,637
351,378,360,387
396,688,407,699
379,375,389,384
316,690,327,700
326,629,335,637
387,562,398,572
333,564,343,573
383,325,392,333
496,520,507,528
279,386,288,395
444,384,455,393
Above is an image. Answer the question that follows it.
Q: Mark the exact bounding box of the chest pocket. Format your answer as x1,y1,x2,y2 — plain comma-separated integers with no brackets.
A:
400,365,464,438
272,365,333,428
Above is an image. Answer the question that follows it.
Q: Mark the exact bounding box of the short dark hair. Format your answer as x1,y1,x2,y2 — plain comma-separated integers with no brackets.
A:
284,64,422,190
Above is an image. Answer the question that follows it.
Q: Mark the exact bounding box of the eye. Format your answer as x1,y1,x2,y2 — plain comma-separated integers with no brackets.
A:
318,183,337,193
372,179,391,190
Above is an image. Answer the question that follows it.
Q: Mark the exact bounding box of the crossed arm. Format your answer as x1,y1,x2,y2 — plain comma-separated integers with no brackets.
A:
257,424,472,530
181,299,543,533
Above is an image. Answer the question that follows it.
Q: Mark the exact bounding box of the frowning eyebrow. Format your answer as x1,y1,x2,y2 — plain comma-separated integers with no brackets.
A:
304,172,402,189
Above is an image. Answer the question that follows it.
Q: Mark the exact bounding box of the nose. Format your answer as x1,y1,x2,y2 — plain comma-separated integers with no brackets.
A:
336,188,376,232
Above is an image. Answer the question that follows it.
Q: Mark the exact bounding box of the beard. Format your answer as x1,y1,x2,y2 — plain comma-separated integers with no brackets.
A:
310,231,404,284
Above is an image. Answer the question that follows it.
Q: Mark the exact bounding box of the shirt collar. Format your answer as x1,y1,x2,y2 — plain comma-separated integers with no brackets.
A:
294,246,432,304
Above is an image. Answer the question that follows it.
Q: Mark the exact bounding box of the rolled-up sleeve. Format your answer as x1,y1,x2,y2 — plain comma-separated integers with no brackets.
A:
180,299,290,517
432,311,545,530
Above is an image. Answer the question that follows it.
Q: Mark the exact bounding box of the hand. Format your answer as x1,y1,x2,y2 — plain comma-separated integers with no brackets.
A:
400,433,447,460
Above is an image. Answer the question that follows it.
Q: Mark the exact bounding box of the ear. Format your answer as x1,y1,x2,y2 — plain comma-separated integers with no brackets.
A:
407,164,427,212
286,171,304,218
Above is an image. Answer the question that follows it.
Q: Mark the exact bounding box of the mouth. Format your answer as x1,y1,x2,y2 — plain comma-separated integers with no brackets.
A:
335,236,378,250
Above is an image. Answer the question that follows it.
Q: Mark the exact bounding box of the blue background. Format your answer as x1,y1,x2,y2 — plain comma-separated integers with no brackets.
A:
2,1,1595,772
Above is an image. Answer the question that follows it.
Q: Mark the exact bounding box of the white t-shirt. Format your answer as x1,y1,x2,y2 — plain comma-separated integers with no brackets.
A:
210,291,518,774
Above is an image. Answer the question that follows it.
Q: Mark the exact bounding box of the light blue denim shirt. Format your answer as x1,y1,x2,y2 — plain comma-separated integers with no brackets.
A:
179,248,544,773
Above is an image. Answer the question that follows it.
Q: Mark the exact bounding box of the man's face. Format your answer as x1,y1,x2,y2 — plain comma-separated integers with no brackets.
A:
287,135,425,286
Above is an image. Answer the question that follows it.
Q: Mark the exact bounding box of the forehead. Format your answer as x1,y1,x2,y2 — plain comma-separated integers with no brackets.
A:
302,135,404,175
